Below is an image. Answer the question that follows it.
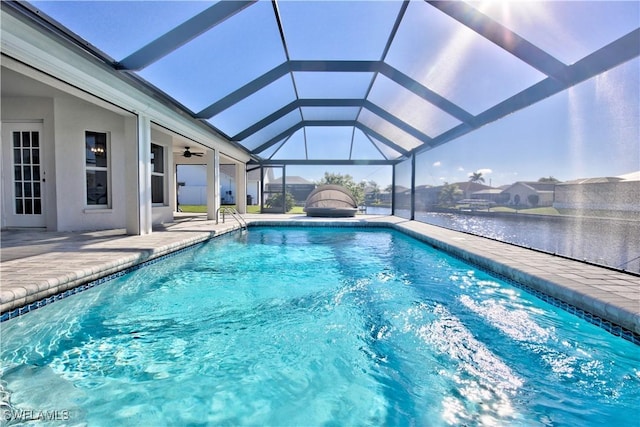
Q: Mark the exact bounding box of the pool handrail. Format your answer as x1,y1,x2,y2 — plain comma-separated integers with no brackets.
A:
216,206,248,231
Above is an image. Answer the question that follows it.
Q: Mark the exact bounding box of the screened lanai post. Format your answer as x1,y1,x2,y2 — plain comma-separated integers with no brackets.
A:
391,164,396,216
206,149,219,221
167,147,177,215
411,154,416,221
235,162,247,214
124,116,139,234
127,114,152,235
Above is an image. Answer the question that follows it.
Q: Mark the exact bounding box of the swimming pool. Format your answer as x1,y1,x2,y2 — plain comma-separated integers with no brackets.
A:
1,227,638,426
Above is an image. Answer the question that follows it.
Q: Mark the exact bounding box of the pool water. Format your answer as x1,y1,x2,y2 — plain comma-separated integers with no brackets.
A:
1,228,638,426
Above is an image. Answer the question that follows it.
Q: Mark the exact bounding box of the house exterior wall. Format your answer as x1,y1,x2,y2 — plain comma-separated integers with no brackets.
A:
175,164,236,205
220,164,236,204
1,95,180,232
264,183,316,205
537,191,555,207
2,8,254,232
554,181,640,217
53,97,130,231
177,165,207,206
1,96,57,230
503,183,554,207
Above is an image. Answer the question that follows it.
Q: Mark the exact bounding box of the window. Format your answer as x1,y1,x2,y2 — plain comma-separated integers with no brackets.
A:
85,131,109,206
13,130,42,215
151,143,165,204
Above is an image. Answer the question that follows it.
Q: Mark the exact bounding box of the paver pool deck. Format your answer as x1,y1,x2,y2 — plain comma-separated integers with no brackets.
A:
1,214,639,339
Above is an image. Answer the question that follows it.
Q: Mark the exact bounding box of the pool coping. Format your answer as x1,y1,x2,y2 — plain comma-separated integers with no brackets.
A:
1,214,639,342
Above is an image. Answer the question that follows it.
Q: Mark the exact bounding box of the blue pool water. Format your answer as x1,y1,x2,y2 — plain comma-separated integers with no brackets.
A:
1,228,638,426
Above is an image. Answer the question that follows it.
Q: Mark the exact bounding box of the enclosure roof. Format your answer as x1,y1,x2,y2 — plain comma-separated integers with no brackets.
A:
10,1,640,165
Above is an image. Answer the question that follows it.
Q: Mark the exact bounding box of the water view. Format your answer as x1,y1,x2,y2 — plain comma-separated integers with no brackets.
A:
368,207,640,273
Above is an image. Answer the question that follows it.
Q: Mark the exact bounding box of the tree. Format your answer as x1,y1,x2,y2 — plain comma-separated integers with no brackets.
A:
528,194,540,207
318,172,352,187
317,172,365,206
438,182,463,207
264,191,295,212
538,176,559,183
469,171,485,183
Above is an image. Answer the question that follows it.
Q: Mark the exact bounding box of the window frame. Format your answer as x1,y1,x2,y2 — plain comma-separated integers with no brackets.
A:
151,142,167,206
84,130,111,208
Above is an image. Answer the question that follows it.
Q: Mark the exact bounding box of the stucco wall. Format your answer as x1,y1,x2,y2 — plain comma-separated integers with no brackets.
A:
1,96,58,229
53,97,130,231
3,96,180,231
505,183,554,207
554,181,640,215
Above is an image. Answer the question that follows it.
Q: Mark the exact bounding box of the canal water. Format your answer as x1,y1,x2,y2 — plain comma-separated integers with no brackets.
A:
366,207,640,274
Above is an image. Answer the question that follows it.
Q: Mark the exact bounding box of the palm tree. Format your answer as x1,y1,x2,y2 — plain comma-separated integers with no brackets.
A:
465,171,486,199
469,171,485,183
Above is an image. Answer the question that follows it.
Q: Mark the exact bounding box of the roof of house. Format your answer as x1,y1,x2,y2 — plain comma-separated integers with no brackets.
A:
557,171,640,185
270,176,315,185
503,181,556,192
455,182,492,192
618,171,640,181
472,189,504,195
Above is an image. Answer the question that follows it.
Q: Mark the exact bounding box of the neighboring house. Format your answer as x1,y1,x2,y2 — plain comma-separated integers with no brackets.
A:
553,172,640,218
501,182,556,207
177,164,236,206
265,176,316,205
393,185,411,210
246,168,261,206
456,182,492,199
219,164,237,204
470,188,509,205
177,165,207,206
414,182,490,210
364,190,392,206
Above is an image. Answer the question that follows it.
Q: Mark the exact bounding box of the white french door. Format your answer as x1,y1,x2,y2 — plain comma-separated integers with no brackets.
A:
2,122,46,227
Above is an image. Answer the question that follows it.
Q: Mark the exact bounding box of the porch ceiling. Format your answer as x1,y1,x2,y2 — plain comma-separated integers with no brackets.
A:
9,0,640,165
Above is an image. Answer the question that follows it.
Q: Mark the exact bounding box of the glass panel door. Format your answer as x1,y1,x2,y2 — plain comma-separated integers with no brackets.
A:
13,130,42,215
2,123,45,227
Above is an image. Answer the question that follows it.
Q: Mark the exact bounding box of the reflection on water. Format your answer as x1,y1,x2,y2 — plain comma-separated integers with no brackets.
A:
412,211,640,273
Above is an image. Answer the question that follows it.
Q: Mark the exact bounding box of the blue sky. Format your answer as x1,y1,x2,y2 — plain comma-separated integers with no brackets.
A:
30,1,639,188
414,56,640,187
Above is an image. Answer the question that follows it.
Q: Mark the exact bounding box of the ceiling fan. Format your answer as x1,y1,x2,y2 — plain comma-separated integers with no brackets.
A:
182,147,204,158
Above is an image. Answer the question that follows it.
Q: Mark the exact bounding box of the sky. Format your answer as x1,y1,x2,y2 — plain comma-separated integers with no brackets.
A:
29,1,640,188
413,56,640,187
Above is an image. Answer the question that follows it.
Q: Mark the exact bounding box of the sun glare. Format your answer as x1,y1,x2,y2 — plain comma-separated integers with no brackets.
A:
472,0,554,35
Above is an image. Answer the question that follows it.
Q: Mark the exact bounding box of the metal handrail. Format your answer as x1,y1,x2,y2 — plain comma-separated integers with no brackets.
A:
216,206,248,231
